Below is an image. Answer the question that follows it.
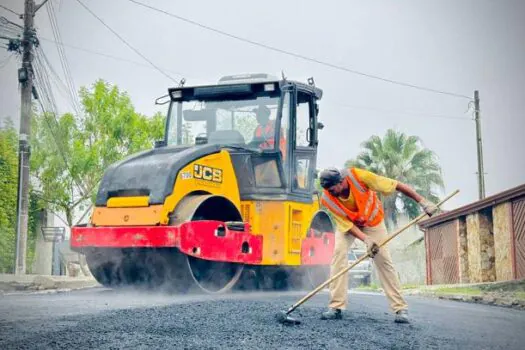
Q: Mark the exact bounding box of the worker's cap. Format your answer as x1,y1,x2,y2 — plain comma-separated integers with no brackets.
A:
319,167,343,189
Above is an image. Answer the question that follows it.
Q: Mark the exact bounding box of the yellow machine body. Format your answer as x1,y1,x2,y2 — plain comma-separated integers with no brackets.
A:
91,149,321,266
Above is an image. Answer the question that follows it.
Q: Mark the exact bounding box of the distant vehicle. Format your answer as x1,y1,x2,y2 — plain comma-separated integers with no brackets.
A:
348,249,372,286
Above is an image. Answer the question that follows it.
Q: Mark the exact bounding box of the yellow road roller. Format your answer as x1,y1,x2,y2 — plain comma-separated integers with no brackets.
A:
71,73,335,293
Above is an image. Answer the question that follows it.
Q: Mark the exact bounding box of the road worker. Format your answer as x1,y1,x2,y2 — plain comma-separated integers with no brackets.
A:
318,167,438,323
252,104,286,156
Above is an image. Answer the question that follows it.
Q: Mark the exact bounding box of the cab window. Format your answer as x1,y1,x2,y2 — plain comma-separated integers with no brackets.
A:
295,91,314,148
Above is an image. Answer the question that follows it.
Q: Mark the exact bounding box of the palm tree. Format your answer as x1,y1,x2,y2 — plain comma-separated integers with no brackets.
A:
345,129,444,229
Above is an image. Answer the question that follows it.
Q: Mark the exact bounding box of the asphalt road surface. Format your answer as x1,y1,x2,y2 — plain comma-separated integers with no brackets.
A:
1,288,524,349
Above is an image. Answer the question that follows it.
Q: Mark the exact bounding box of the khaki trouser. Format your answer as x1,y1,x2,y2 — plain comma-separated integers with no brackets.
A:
328,220,408,313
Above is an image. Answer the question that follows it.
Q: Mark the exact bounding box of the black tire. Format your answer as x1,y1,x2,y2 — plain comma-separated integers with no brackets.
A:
86,260,122,288
185,255,244,294
171,194,246,294
85,248,193,292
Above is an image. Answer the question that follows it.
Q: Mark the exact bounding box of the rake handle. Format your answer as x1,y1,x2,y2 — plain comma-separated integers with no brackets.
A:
286,189,460,315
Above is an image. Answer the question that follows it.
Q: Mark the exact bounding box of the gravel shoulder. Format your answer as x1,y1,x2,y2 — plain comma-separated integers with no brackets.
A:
0,274,99,295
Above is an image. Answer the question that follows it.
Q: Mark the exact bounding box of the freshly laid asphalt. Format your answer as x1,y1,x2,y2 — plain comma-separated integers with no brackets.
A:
1,288,524,349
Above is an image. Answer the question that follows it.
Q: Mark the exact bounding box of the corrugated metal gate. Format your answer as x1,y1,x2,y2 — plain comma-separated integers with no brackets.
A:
512,198,525,279
427,220,459,284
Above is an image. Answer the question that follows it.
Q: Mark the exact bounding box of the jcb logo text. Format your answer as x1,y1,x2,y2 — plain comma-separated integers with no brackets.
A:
193,164,223,183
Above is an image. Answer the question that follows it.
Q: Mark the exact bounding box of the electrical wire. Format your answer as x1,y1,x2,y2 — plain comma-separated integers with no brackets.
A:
33,49,89,197
333,102,472,121
39,36,184,76
0,16,23,29
34,54,59,115
0,4,20,17
0,16,23,38
46,0,82,115
126,0,472,100
47,1,78,111
75,0,177,83
37,45,74,106
37,1,471,135
38,36,468,124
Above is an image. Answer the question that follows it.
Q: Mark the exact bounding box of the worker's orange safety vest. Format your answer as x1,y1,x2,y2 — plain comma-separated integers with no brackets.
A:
255,121,286,156
321,168,384,227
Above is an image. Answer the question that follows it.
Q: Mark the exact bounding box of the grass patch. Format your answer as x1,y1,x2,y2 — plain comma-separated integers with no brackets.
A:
431,287,483,296
355,280,525,301
355,283,426,291
401,284,422,290
514,291,525,300
479,279,525,293
355,283,380,291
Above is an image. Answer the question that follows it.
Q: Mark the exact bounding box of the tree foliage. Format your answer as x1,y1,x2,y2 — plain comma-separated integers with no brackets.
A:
0,118,41,273
31,79,165,227
345,129,444,228
0,119,19,272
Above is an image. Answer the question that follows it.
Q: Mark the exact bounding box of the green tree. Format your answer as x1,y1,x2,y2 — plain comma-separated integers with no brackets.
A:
31,79,165,227
0,118,19,272
78,80,165,185
234,115,258,142
0,118,42,273
345,129,444,228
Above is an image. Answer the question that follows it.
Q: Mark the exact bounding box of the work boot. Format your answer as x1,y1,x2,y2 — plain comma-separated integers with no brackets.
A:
394,310,409,324
321,308,342,320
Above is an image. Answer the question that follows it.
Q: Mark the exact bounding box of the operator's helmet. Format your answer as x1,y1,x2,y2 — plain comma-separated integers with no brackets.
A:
319,167,343,189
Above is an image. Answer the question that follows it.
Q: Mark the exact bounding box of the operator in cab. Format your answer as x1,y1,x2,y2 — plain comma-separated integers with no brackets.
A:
252,104,286,157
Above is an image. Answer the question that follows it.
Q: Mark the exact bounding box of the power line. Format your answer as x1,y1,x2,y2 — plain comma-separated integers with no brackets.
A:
0,4,20,17
39,37,184,76
37,45,76,109
0,15,23,30
126,0,472,100
0,17,23,38
33,50,89,197
46,0,82,115
333,102,472,121
38,40,467,123
75,0,177,83
41,2,470,124
34,51,59,114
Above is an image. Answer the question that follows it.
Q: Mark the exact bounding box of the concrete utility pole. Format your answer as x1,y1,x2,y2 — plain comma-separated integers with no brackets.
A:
14,0,47,275
474,90,486,200
14,0,36,275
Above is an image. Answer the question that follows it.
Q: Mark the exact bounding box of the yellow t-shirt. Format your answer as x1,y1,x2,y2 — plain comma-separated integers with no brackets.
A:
331,168,398,232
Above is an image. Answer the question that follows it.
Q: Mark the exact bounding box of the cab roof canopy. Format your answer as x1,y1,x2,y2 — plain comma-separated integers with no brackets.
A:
167,73,323,101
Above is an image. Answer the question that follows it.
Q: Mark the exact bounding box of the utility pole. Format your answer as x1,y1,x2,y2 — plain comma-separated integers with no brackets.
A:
14,0,36,275
14,0,47,275
474,90,486,200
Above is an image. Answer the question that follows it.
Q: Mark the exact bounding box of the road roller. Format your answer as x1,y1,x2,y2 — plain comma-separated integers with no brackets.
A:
71,73,335,293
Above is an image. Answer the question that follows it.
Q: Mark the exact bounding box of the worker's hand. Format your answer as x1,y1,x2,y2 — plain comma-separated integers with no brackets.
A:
363,236,380,258
420,198,438,217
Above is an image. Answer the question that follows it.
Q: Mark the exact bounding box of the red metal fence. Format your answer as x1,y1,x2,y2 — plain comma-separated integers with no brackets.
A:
427,220,459,285
512,198,525,279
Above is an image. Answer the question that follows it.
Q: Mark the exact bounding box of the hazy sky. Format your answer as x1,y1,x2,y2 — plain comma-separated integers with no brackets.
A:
1,0,524,210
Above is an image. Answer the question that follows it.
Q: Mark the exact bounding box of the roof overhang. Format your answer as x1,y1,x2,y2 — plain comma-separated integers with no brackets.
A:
419,183,525,229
